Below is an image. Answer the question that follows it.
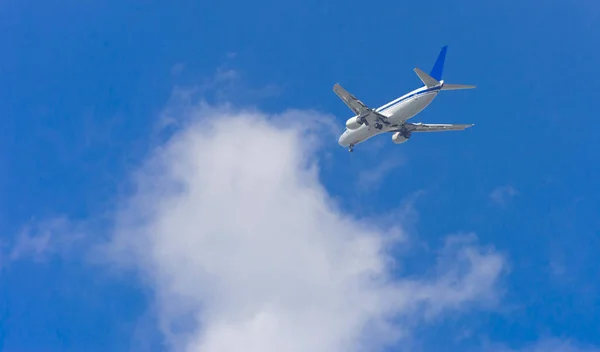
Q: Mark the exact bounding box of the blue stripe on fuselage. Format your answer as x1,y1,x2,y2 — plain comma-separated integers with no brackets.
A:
375,86,441,113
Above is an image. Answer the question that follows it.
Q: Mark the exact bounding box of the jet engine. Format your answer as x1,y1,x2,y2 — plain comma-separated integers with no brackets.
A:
392,130,411,144
345,116,363,130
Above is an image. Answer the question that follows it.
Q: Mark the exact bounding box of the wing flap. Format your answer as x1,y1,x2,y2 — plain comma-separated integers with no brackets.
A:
404,122,474,132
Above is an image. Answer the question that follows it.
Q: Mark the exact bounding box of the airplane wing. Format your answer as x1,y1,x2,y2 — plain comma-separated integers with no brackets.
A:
403,122,474,132
333,83,368,115
333,83,391,128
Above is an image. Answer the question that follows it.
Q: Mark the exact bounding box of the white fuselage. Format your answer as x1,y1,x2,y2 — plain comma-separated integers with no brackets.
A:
338,84,442,147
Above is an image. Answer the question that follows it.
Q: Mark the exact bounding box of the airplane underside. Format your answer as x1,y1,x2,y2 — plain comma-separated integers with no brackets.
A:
345,122,412,152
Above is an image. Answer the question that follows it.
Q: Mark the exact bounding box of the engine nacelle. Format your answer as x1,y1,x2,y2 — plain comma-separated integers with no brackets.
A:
345,116,363,130
392,131,410,144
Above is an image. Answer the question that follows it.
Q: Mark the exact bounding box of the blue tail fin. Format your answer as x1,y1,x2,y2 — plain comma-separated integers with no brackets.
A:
429,46,447,81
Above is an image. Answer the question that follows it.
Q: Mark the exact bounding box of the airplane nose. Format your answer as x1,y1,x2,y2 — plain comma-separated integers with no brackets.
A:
338,133,347,146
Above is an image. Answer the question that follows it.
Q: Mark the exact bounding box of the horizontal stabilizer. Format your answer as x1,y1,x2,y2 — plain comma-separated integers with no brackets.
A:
414,68,440,88
441,83,476,90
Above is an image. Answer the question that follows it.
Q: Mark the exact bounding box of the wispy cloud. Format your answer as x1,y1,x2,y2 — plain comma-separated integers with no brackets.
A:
171,62,185,76
357,157,405,192
549,250,568,280
488,338,600,352
490,185,518,206
202,66,284,103
4,217,83,264
99,100,506,352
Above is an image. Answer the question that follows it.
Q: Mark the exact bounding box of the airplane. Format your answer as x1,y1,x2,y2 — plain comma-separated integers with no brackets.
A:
335,46,475,152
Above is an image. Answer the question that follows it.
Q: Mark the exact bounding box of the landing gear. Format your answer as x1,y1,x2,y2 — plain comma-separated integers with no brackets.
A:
348,144,354,152
374,122,383,130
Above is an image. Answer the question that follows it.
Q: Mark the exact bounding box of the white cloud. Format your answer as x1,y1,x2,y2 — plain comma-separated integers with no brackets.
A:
490,186,518,205
100,100,507,352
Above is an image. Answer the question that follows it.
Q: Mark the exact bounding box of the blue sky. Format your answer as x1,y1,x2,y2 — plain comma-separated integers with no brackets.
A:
1,1,600,351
